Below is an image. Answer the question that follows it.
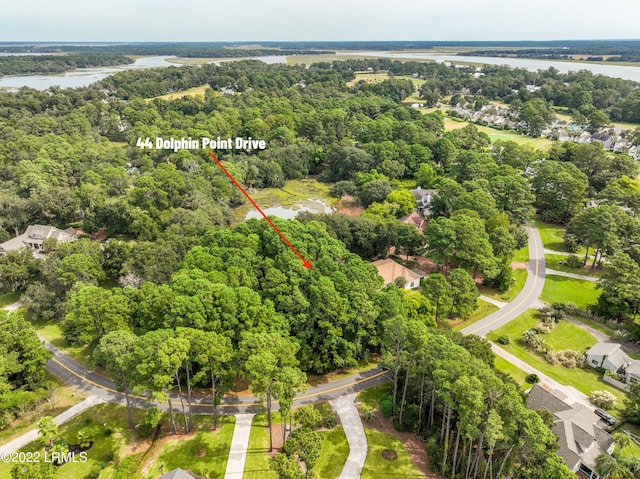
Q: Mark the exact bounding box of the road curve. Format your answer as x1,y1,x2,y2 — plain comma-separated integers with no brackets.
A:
460,225,545,337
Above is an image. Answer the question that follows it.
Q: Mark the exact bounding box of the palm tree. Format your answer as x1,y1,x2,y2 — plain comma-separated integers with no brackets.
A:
595,454,634,479
37,416,58,447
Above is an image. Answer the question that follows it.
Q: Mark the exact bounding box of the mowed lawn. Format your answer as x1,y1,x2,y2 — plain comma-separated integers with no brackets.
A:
545,254,605,278
243,412,282,479
541,275,601,308
492,354,529,388
488,310,627,414
452,299,499,331
145,415,235,479
534,218,585,254
479,268,528,302
313,426,350,479
361,428,424,479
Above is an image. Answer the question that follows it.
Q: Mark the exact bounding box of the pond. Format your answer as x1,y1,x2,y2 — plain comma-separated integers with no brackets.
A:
244,198,332,220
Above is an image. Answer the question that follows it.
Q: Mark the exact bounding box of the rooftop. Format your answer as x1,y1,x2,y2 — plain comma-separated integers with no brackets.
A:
371,259,421,286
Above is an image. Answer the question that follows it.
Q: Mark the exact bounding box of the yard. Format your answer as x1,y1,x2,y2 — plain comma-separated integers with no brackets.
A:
540,275,601,308
452,299,499,331
243,412,283,479
360,428,425,479
492,354,529,389
545,254,605,278
487,309,627,415
479,268,528,302
312,427,350,479
0,291,20,308
534,218,586,254
144,415,235,479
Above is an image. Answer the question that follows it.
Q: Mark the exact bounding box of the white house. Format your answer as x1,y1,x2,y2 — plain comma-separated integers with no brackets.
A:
586,343,640,384
0,225,77,256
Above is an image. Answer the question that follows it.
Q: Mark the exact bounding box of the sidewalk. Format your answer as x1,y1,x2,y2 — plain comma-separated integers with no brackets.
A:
331,393,367,479
546,269,598,283
224,414,254,479
0,396,105,454
479,295,508,309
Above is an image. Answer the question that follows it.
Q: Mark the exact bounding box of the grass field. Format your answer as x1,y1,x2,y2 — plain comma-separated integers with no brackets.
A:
541,275,601,308
487,309,627,414
0,291,20,308
440,117,554,149
452,299,499,331
0,403,147,479
513,244,529,263
243,412,283,479
145,415,235,479
361,428,424,479
534,218,588,255
358,383,392,411
545,254,605,278
27,317,95,367
492,354,529,388
152,84,211,100
313,426,350,479
479,268,528,302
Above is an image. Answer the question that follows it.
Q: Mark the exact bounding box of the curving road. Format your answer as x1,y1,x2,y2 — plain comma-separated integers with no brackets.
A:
461,225,545,337
4,226,545,415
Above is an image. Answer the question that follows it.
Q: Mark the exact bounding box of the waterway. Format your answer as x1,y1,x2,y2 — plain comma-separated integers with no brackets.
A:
0,55,287,91
344,51,640,82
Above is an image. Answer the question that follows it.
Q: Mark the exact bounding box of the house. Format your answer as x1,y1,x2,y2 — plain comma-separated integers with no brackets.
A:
400,211,426,233
590,132,615,150
527,385,616,479
0,225,77,256
160,469,196,479
372,259,422,289
586,343,640,384
629,146,640,161
410,187,437,217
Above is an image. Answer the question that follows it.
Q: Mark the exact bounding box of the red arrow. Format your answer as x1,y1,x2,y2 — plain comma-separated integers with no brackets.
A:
208,151,311,270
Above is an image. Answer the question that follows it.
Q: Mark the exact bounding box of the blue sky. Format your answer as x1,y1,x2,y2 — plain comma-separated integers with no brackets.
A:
4,0,640,41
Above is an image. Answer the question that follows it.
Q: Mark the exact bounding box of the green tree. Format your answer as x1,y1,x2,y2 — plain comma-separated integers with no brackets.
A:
37,416,58,447
448,268,478,319
386,189,416,218
423,274,453,322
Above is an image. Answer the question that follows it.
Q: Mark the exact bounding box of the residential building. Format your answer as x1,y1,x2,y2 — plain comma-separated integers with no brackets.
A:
371,259,422,289
160,469,196,479
410,187,437,217
0,225,77,256
527,385,616,479
586,343,640,384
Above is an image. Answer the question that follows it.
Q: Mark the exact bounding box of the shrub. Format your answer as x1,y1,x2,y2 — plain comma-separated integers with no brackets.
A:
322,413,337,429
565,255,583,268
359,406,376,423
77,428,94,449
525,374,540,384
497,336,510,345
137,406,160,438
546,350,585,368
379,393,394,418
563,233,580,252
590,390,616,409
330,181,358,198
295,404,322,430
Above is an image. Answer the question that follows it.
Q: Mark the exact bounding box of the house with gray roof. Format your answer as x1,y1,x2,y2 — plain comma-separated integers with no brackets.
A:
410,187,437,217
0,225,77,256
527,385,615,479
160,468,196,479
586,343,640,385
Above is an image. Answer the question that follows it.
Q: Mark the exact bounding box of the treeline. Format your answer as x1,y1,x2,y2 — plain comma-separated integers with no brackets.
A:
0,54,133,76
462,42,640,62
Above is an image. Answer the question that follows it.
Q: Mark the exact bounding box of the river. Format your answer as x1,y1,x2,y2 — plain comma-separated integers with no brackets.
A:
0,55,287,91
344,51,640,82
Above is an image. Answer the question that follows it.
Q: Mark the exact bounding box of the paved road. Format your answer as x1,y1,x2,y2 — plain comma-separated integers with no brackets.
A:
331,393,367,479
461,225,546,337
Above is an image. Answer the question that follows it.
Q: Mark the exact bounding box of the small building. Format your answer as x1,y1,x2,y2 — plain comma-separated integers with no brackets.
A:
372,259,422,289
527,385,615,479
0,225,77,256
400,211,425,233
590,132,615,150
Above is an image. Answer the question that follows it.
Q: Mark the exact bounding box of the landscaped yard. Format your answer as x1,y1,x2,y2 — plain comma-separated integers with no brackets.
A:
243,412,283,479
541,275,601,308
534,218,585,254
479,268,527,302
0,403,148,479
492,354,529,388
513,244,529,263
545,254,605,278
360,428,424,479
313,426,350,479
358,383,392,411
145,415,235,479
452,299,499,331
487,309,627,415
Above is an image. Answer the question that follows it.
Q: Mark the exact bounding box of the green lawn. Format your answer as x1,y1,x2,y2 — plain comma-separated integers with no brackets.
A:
361,428,424,479
487,309,627,415
452,299,499,331
243,412,283,479
541,275,601,308
27,317,95,367
0,403,146,479
358,383,392,411
146,415,235,479
492,354,529,389
534,218,586,254
479,268,527,302
567,316,620,338
545,254,605,278
0,291,20,308
313,426,350,479
513,245,529,263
